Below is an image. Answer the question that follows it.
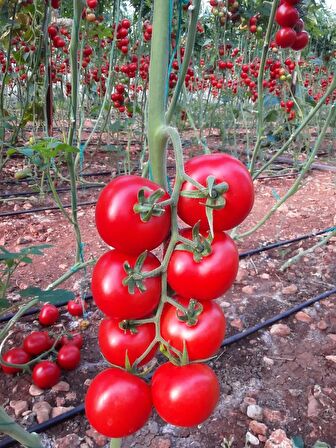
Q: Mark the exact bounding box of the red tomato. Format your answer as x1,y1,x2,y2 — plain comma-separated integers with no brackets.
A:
85,368,152,437
161,297,226,360
178,154,254,231
275,4,300,28
151,363,220,426
32,361,61,389
59,333,84,349
275,27,296,48
291,31,309,51
38,303,59,326
98,318,157,367
23,331,53,356
95,175,171,255
167,229,239,301
91,250,161,319
1,348,31,374
67,298,87,317
57,345,81,370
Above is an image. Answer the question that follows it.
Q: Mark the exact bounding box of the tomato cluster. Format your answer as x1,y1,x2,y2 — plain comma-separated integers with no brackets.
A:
87,153,254,438
275,1,309,50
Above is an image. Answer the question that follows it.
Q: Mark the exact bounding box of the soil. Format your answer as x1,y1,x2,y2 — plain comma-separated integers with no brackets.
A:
0,137,336,448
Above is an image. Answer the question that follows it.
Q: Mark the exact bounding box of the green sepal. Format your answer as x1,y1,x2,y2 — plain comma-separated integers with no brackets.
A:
119,320,138,335
176,299,203,326
133,187,166,222
180,340,190,366
175,223,213,263
122,251,148,294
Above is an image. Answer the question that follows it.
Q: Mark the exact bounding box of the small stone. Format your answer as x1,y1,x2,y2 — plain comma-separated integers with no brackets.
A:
263,357,274,367
295,311,312,323
317,320,328,330
23,202,33,210
32,401,51,424
84,379,92,387
325,355,336,363
151,438,171,448
55,433,81,448
242,285,255,295
288,389,302,398
51,381,70,393
265,429,292,448
235,267,247,283
259,436,267,443
247,404,263,421
29,384,44,396
51,406,74,418
148,420,159,434
9,400,28,417
260,273,270,280
65,392,77,402
263,408,283,423
327,334,336,343
220,301,231,308
56,397,65,406
282,284,298,295
246,431,260,445
270,324,291,337
16,235,34,245
85,428,107,447
249,421,267,436
230,318,244,331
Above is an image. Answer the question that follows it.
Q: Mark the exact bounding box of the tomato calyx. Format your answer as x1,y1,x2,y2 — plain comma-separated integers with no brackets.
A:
176,223,212,262
118,319,139,335
175,298,203,326
122,251,148,294
133,187,166,222
180,175,228,235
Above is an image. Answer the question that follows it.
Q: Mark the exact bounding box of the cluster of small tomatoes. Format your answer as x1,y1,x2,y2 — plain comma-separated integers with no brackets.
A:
209,0,241,26
1,301,86,389
86,153,254,438
275,0,309,50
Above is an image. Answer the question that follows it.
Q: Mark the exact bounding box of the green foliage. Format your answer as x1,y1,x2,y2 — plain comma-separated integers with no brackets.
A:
19,286,75,304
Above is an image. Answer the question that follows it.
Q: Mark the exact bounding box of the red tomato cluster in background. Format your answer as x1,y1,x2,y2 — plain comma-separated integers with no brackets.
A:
87,153,254,437
275,0,309,50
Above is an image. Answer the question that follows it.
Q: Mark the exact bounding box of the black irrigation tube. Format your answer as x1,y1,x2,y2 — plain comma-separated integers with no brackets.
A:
0,170,115,186
0,201,97,218
1,286,335,448
0,183,104,199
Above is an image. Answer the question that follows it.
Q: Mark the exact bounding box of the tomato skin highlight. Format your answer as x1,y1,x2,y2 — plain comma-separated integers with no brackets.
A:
92,249,161,319
85,368,152,437
1,348,31,374
167,229,239,301
23,331,53,356
98,318,158,367
95,175,171,255
151,362,220,427
32,361,61,389
178,153,254,231
160,297,226,360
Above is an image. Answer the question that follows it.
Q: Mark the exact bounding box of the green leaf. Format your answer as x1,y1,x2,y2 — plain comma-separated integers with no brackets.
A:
264,110,279,122
313,442,331,448
0,298,10,309
19,287,75,304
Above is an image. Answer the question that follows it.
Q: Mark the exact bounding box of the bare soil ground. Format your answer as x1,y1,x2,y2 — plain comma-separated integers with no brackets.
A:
0,140,336,448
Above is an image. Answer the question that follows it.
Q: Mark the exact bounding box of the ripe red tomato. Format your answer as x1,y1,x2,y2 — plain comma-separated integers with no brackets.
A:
91,249,161,319
275,27,296,48
32,361,61,389
95,175,171,255
1,348,31,374
291,31,309,51
167,229,239,301
57,345,81,370
85,368,152,437
178,153,254,231
161,297,226,360
38,303,59,326
98,318,157,367
59,333,83,349
275,4,300,28
23,331,53,356
67,298,87,317
87,0,98,8
151,363,220,427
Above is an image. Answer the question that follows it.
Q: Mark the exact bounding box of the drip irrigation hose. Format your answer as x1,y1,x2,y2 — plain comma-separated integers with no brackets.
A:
0,286,335,448
0,201,97,218
0,183,103,199
0,225,334,324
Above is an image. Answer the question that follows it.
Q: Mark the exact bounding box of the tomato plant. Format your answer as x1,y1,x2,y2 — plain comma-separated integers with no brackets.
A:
98,318,157,367
95,175,171,255
32,361,61,389
85,368,152,437
151,362,220,427
91,249,161,319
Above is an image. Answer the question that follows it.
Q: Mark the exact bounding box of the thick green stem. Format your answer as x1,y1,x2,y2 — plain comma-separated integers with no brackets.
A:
147,0,170,187
249,0,279,174
0,407,42,448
